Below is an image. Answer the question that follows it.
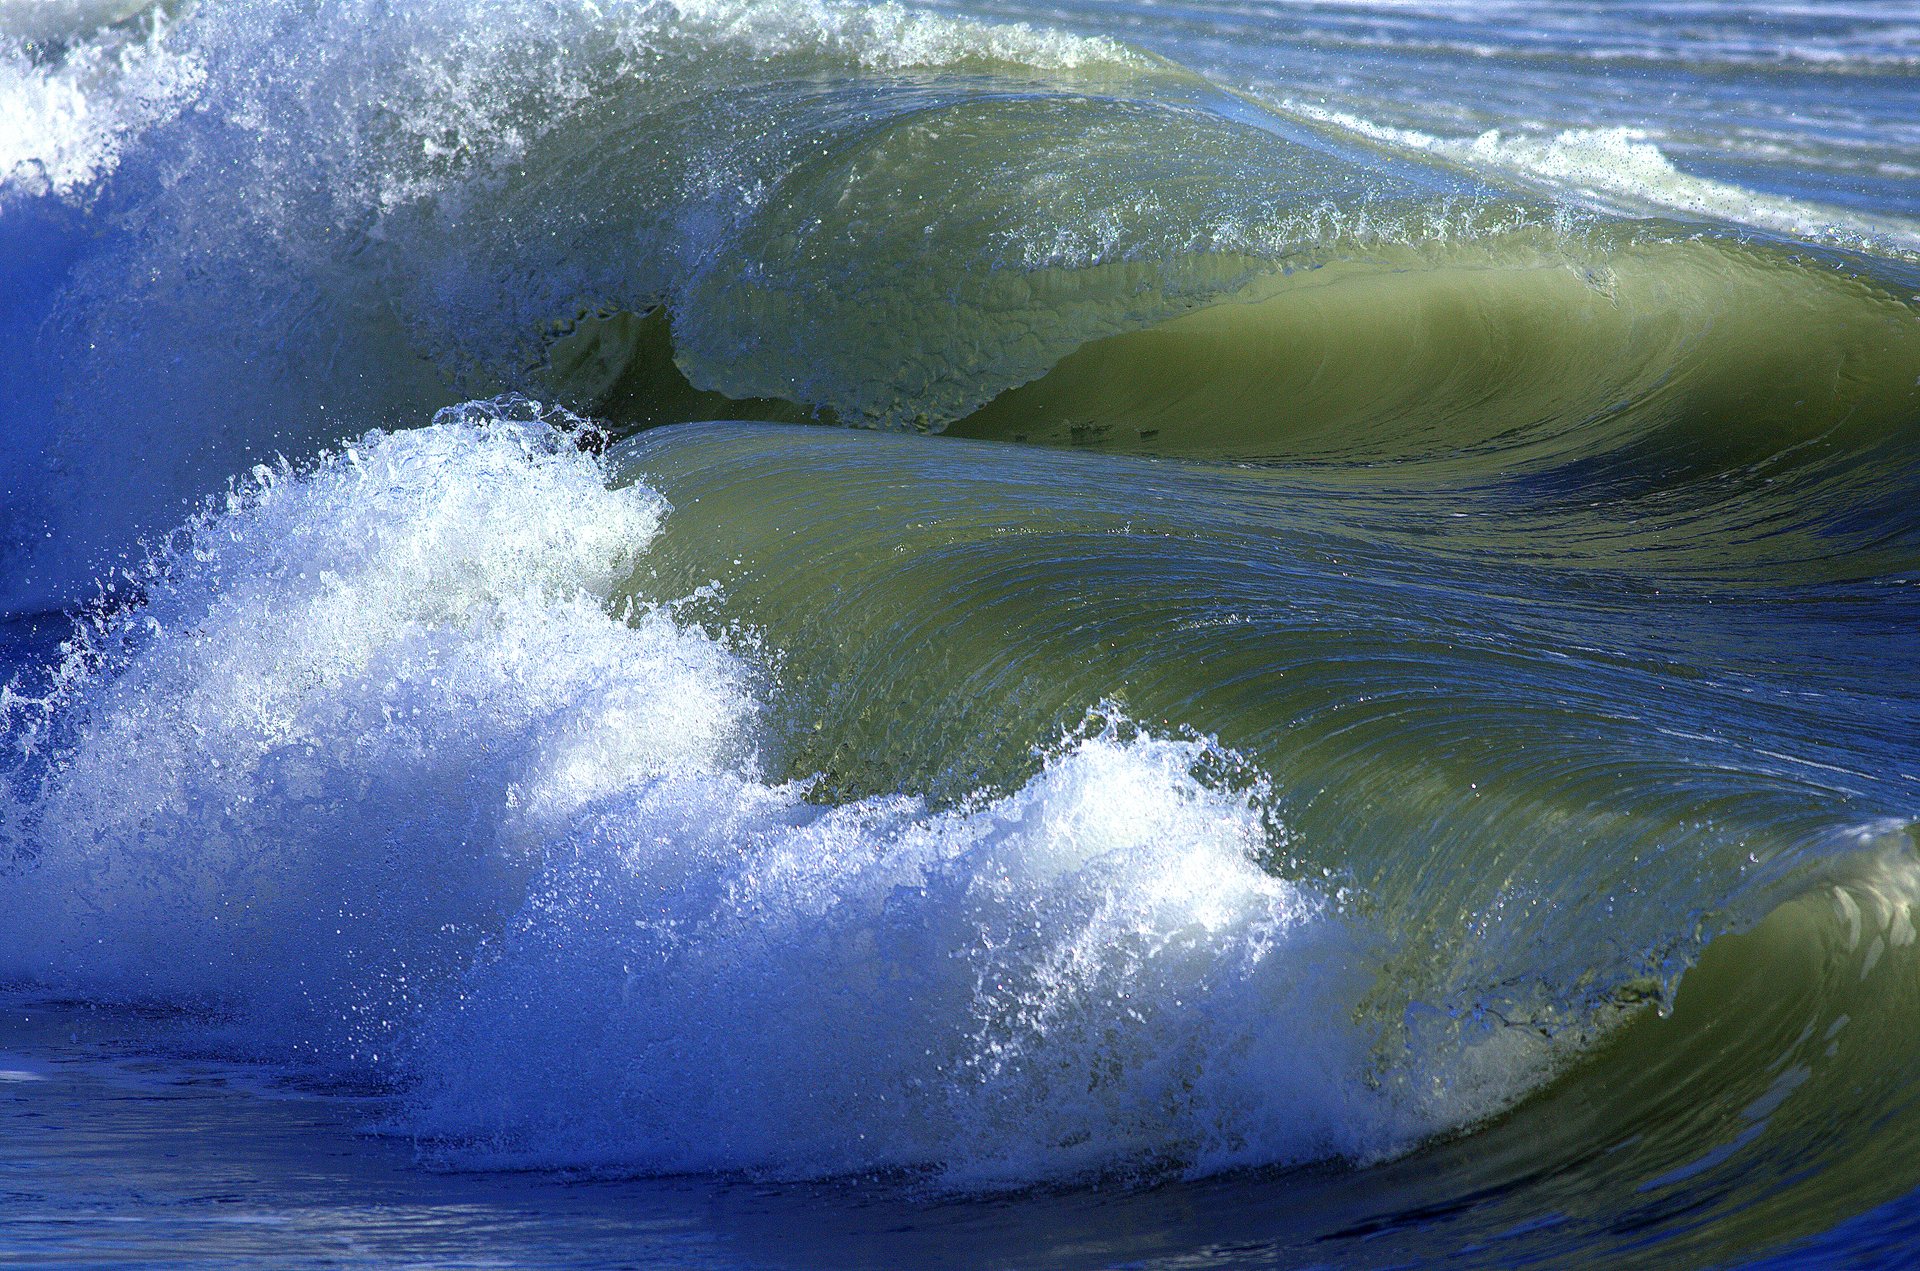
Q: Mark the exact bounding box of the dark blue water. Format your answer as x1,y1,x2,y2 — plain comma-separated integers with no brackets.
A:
5,1,1919,1266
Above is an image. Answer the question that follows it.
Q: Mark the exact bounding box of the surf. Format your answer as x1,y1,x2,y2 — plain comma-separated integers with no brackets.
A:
4,0,1920,1262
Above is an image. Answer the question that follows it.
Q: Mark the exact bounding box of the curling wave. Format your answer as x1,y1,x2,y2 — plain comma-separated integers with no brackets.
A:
0,407,1494,1184
5,0,1920,1259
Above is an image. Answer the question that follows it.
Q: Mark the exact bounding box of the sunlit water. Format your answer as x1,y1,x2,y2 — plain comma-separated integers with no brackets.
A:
3,0,1918,1265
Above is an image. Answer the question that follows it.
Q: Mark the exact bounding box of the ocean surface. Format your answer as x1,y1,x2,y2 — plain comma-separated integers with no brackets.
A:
2,0,1918,1265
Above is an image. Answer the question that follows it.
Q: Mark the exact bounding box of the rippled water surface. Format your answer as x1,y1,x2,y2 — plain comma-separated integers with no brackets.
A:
3,0,1918,1266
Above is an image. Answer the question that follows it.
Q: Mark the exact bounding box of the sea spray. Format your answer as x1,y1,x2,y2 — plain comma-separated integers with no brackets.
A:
0,402,708,1055
0,401,1489,1182
408,728,1398,1184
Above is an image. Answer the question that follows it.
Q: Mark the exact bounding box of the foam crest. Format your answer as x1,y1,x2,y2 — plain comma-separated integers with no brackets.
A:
0,0,1132,206
0,403,1456,1182
408,729,1399,1184
1451,126,1920,253
0,1,198,200
0,404,755,1060
665,0,1138,71
1289,105,1920,255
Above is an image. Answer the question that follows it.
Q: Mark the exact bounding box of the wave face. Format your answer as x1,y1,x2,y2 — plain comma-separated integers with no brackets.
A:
2,0,1502,607
4,0,1920,1265
0,408,1436,1184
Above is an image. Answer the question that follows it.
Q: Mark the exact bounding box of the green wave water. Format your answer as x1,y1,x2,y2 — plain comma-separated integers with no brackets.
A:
4,0,1920,1265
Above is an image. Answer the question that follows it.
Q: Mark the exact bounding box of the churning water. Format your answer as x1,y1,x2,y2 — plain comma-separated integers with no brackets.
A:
3,1,1919,1265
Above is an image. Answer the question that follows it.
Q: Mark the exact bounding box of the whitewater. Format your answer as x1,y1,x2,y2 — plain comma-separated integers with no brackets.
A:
3,0,1919,1266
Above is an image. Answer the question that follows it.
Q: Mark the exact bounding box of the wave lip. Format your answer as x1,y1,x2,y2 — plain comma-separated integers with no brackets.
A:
1,402,1503,1186
409,725,1399,1185
0,403,704,1040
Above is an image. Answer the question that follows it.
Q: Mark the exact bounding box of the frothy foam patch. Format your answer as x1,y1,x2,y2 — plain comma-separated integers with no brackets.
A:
0,401,1483,1183
0,1,200,200
665,0,1139,71
0,401,730,1053
408,732,1394,1184
1453,127,1920,253
1293,107,1920,256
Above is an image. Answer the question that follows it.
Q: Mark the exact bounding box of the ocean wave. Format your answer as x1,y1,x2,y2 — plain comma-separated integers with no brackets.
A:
3,0,1920,1254
8,0,1915,616
5,400,1916,1200
1282,109,1920,255
0,405,1520,1183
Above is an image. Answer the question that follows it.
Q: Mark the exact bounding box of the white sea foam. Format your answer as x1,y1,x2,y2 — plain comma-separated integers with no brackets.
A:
408,731,1396,1183
0,0,1131,208
0,1,199,199
1293,106,1920,256
665,0,1138,71
0,403,699,1036
0,403,1510,1182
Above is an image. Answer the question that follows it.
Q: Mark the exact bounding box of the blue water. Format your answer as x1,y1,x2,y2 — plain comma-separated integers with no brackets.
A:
4,0,1919,1266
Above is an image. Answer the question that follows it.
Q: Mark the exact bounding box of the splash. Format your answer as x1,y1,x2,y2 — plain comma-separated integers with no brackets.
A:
0,1,198,200
0,402,1526,1183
